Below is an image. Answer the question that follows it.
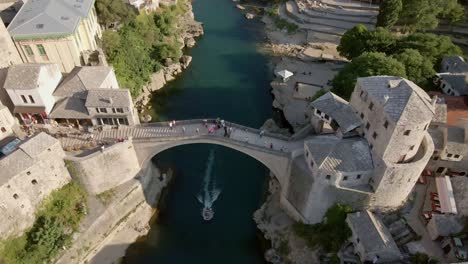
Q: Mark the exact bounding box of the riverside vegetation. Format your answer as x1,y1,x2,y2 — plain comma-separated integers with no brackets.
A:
99,0,189,97
0,181,87,264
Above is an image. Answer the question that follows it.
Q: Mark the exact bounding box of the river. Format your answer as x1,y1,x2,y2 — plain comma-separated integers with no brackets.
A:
123,0,273,262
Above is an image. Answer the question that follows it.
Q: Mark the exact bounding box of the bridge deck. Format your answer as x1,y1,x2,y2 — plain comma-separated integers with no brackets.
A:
59,120,304,154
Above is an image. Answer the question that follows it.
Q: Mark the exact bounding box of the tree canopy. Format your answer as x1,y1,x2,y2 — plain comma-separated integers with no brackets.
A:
376,0,402,28
392,49,436,86
95,0,136,27
332,52,406,99
337,24,369,59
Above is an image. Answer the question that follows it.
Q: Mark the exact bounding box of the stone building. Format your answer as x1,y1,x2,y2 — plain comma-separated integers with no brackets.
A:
0,17,21,68
0,100,15,141
346,210,402,263
300,77,435,223
349,77,435,209
85,89,139,126
436,56,468,96
0,132,71,238
3,63,62,124
7,0,102,73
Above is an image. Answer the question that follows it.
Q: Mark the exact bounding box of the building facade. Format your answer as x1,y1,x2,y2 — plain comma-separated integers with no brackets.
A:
0,100,15,140
0,132,71,238
0,17,22,68
3,63,62,124
7,0,102,73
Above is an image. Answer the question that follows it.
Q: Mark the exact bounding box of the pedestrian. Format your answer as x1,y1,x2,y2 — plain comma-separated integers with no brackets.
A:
270,143,273,149
169,122,173,130
259,130,265,138
172,120,176,127
224,126,228,137
196,128,200,133
203,119,208,127
245,136,249,142
182,126,186,133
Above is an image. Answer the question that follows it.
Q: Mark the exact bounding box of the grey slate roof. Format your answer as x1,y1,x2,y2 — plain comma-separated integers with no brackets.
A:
85,89,132,108
0,132,58,186
305,135,373,173
446,126,466,155
4,64,58,90
7,0,94,39
347,211,402,256
438,73,468,95
429,214,463,237
53,66,114,99
357,76,434,123
441,56,468,73
49,97,90,119
428,128,446,151
310,92,361,133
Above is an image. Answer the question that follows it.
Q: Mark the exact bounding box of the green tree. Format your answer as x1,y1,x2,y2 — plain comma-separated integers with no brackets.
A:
95,0,136,27
376,0,403,28
392,49,436,86
410,252,438,264
397,33,463,65
337,24,369,59
438,0,465,24
399,0,442,31
332,52,406,99
364,27,397,54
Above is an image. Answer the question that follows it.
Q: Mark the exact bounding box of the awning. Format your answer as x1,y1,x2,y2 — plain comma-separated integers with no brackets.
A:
277,69,293,79
435,176,458,214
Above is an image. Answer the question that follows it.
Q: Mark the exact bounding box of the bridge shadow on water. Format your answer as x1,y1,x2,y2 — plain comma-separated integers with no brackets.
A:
95,144,271,264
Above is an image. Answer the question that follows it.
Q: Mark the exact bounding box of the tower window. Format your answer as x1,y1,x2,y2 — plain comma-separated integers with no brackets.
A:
454,154,460,158
28,95,35,104
24,45,34,56
325,175,331,180
368,102,374,110
370,144,373,150
13,194,19,199
384,120,388,129
1,127,5,133
356,174,361,179
404,130,411,136
409,145,415,151
21,95,27,103
372,132,377,139
31,179,38,185
360,90,363,97
447,153,453,158
366,122,370,130
343,176,348,181
26,171,31,175
360,113,364,119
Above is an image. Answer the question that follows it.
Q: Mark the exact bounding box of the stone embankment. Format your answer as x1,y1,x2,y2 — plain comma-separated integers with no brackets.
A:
135,2,204,107
254,177,319,263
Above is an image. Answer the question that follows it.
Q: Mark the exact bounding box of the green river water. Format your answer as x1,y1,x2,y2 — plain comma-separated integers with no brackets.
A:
123,0,274,262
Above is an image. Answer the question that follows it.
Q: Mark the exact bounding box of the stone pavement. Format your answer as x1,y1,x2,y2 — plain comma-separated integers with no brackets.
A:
58,119,305,154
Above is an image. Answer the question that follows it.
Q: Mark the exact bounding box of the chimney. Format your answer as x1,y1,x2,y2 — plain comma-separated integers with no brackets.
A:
383,95,389,105
108,98,113,104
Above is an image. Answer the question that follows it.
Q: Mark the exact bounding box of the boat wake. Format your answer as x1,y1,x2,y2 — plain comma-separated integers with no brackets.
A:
196,149,221,221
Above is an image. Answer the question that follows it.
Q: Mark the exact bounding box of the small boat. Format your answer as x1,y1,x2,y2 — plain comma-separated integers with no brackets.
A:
202,207,214,221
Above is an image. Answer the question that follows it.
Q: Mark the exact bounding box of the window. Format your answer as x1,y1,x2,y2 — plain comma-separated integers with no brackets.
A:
404,130,411,136
409,145,415,151
454,154,460,158
372,132,377,139
447,153,453,158
310,161,314,168
36,44,47,56
369,102,374,110
95,108,100,113
357,238,360,243
118,108,124,113
343,176,348,181
13,194,19,199
433,156,439,161
325,175,331,180
306,151,309,157
370,144,373,150
360,90,364,97
442,83,446,88
366,122,370,130
360,113,364,119
1,127,5,133
99,108,107,113
356,174,361,179
21,95,27,103
316,109,322,115
384,120,388,129
112,108,116,113
436,167,445,173
28,95,35,104
324,114,329,120
24,45,33,56
26,171,31,175
31,179,38,185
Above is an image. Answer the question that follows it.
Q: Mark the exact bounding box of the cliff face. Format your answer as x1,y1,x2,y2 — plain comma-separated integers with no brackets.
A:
135,2,204,108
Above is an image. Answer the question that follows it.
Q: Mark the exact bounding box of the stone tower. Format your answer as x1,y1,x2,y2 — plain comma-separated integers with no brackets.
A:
0,17,21,68
350,77,435,209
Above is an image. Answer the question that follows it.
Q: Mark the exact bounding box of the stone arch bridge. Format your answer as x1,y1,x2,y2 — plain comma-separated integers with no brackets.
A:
60,119,309,220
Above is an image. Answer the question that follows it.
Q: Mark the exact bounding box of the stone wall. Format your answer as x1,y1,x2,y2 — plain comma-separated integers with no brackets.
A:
67,140,141,194
0,139,71,238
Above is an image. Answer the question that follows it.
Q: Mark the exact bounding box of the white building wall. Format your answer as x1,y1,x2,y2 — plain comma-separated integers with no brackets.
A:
0,105,15,140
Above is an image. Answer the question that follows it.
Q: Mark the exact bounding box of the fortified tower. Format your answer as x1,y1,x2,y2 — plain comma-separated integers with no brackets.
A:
350,77,436,209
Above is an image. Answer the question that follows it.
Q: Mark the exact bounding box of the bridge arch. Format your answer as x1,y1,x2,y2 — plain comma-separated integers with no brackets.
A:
132,136,292,186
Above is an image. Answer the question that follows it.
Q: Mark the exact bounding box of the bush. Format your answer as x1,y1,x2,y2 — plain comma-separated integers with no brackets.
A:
293,204,353,253
0,182,87,264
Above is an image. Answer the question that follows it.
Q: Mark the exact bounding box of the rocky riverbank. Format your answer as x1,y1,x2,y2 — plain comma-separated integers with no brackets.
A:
254,177,319,263
135,1,204,110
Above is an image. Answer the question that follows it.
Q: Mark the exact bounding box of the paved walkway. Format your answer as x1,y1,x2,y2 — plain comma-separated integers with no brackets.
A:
58,120,305,154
